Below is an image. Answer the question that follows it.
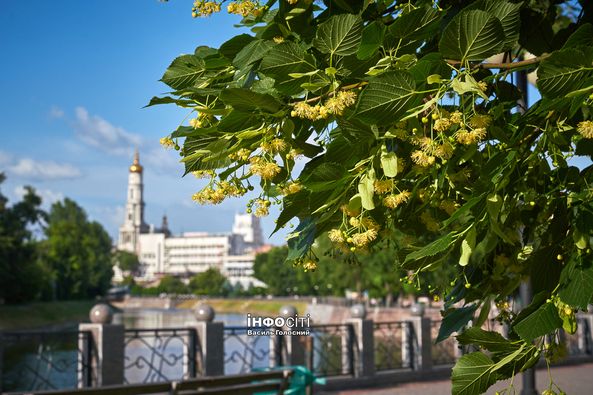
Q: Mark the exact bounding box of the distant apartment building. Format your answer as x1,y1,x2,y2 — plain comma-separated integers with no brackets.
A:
115,150,265,288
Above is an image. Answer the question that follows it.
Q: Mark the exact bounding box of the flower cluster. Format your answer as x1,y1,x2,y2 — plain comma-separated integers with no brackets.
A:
577,120,593,139
328,213,381,253
411,150,436,167
253,198,271,217
281,181,302,195
160,137,175,149
455,128,487,145
383,190,410,209
229,148,252,162
192,170,215,179
227,1,264,17
249,157,282,180
290,91,357,120
192,179,246,205
192,1,221,17
261,138,289,154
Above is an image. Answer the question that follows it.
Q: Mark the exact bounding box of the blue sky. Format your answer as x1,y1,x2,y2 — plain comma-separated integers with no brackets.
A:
0,0,288,244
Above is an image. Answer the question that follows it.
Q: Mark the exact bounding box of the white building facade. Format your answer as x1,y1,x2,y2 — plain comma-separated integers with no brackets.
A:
116,152,265,288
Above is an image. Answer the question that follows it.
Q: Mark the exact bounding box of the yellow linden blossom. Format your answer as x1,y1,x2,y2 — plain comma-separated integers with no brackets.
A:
192,186,225,205
383,190,411,208
414,136,435,153
325,91,358,115
340,204,360,217
354,229,378,245
249,157,282,180
577,120,593,139
282,181,302,195
433,118,451,132
373,179,394,194
160,137,175,149
192,1,221,17
231,148,251,161
450,111,463,124
227,1,262,17
411,150,436,167
286,148,303,160
302,259,318,271
287,0,299,4
189,118,202,129
361,217,381,231
254,199,270,217
273,36,284,43
290,102,328,120
477,81,488,92
349,217,360,227
439,200,459,215
192,170,215,179
435,143,454,159
420,211,440,232
328,229,345,243
455,128,487,145
469,114,492,129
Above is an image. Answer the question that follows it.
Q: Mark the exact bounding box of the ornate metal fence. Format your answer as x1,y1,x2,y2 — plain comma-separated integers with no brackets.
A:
306,324,354,377
222,326,271,375
123,328,199,384
373,321,409,371
0,330,93,392
430,320,458,366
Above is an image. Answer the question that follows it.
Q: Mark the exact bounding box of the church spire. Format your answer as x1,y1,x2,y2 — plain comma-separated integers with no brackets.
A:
129,148,143,173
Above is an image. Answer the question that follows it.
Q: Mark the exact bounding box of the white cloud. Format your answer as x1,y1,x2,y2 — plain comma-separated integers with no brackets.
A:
143,146,183,174
9,158,82,180
73,107,142,156
14,185,64,207
49,106,64,119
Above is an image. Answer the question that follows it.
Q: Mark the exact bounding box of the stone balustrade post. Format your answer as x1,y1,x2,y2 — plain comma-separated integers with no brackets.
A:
193,304,224,376
344,304,375,378
78,303,125,387
270,305,305,367
401,304,433,371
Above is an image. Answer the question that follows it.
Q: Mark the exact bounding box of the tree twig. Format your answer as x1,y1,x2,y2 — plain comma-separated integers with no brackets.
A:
446,54,548,70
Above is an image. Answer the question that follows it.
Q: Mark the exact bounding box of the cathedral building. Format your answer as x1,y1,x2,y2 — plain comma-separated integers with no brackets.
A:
116,151,265,288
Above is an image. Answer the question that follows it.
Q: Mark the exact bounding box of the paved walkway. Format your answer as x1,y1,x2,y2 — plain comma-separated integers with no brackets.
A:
319,363,593,395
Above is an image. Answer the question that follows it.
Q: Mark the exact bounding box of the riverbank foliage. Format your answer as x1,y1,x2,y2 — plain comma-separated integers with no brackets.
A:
0,175,114,304
154,1,593,393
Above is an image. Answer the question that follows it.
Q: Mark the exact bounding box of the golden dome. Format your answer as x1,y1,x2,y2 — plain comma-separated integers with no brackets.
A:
129,150,143,173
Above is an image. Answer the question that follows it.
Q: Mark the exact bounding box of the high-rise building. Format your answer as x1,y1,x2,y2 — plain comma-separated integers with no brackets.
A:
115,152,265,288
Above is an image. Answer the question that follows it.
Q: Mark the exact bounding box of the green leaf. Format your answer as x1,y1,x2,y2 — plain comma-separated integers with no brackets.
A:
274,190,309,234
233,39,274,69
260,42,316,95
405,231,458,265
287,218,316,261
354,70,420,125
388,6,443,41
313,14,363,57
220,88,282,113
380,145,398,177
145,96,195,108
218,110,261,132
358,169,375,210
558,257,593,309
457,327,519,354
466,0,522,50
563,23,593,49
459,226,476,267
439,10,505,62
514,302,563,343
452,352,498,395
219,34,255,61
537,48,593,98
437,304,478,343
357,21,385,60
160,54,206,90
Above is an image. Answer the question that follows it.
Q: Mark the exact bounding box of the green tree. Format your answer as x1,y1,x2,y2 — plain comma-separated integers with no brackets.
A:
253,246,299,295
42,198,113,300
154,1,593,393
158,274,188,294
114,250,141,274
189,267,228,296
0,174,49,303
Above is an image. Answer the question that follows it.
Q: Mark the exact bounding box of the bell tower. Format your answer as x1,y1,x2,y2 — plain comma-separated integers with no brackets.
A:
118,149,148,253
